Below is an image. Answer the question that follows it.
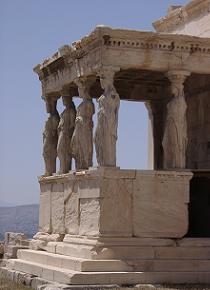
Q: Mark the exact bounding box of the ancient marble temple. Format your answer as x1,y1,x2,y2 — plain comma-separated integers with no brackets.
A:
6,0,210,286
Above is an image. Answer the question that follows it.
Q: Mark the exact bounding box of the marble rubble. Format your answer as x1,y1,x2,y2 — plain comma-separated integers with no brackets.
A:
3,232,29,259
2,0,210,288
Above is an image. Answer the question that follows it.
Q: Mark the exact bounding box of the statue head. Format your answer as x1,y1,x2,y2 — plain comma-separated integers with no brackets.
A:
75,78,92,100
62,96,73,107
45,98,57,114
100,75,113,91
99,69,115,92
77,83,86,99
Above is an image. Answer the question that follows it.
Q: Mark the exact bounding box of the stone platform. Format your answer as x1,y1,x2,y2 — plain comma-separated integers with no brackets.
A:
6,238,210,285
38,168,192,239
6,168,205,285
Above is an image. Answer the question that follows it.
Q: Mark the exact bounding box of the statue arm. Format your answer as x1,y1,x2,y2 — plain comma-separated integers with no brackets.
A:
69,111,76,130
43,131,46,143
51,118,59,136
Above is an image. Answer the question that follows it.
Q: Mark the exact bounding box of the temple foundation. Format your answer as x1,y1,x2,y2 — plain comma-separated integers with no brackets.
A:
37,168,191,239
8,168,207,285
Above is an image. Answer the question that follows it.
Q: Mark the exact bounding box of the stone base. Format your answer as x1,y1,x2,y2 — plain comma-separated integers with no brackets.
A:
6,238,210,285
0,267,171,290
5,168,196,286
38,168,192,239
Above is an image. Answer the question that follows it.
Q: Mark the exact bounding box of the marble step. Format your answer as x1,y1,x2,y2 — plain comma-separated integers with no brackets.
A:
18,249,210,272
10,259,210,285
129,259,210,272
48,241,210,260
17,249,132,271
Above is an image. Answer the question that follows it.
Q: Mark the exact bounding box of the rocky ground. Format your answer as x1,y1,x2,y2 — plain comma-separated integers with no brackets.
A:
1,276,210,290
0,276,33,290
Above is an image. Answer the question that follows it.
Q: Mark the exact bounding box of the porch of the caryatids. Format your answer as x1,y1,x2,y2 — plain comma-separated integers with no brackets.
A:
94,67,120,167
43,97,60,176
163,70,191,169
57,91,76,174
71,77,95,170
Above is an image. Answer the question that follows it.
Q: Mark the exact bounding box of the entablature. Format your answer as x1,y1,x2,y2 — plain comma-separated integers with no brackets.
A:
34,26,210,101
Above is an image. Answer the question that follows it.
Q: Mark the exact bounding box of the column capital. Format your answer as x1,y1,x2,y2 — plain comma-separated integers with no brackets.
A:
42,94,59,101
97,66,120,93
74,76,94,100
166,70,191,83
98,66,120,79
60,88,71,97
42,96,59,114
166,70,191,98
74,75,95,87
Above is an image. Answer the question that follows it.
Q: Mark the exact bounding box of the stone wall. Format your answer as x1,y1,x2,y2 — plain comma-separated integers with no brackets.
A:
38,168,192,239
165,13,210,37
153,0,210,37
187,90,210,169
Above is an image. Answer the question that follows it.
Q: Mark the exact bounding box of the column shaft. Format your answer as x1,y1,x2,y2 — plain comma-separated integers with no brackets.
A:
163,71,190,169
94,68,120,167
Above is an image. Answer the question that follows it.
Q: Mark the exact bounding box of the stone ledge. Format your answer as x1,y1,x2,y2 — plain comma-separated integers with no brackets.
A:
39,169,193,184
176,238,210,247
3,262,210,289
63,236,176,247
38,169,191,239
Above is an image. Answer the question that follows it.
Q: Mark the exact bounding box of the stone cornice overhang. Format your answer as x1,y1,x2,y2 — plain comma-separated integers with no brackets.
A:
34,26,210,97
153,0,210,33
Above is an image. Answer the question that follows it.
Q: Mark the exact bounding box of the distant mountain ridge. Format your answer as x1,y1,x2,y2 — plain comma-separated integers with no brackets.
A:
0,204,39,241
0,200,16,207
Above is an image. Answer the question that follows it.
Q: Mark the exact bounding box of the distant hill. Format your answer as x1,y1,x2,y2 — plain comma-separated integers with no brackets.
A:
0,200,15,207
0,204,39,241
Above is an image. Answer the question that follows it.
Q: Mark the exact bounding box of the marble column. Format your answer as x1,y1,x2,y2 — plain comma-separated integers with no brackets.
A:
163,70,191,169
146,101,166,170
71,77,95,170
94,68,120,167
43,97,60,176
57,92,76,174
145,102,154,170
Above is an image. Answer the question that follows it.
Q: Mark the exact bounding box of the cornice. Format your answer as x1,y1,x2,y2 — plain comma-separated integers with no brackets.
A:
33,27,103,79
33,26,210,81
153,0,210,33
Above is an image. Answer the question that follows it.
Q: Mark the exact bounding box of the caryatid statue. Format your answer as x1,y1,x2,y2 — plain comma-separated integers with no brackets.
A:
94,69,120,167
57,95,76,174
162,71,190,169
71,78,95,170
43,97,60,176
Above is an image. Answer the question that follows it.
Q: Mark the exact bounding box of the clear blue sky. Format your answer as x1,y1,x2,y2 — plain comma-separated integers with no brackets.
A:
0,0,188,206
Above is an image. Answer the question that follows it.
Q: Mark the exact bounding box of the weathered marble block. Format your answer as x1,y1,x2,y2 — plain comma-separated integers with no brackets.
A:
38,168,192,238
4,232,29,259
133,171,191,238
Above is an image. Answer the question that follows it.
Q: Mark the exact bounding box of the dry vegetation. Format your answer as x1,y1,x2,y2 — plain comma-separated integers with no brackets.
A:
1,277,210,290
158,286,210,290
0,276,33,290
137,286,210,290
